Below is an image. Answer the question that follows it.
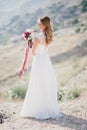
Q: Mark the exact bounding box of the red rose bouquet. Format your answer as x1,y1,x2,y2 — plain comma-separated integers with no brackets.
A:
18,29,35,78
22,30,33,48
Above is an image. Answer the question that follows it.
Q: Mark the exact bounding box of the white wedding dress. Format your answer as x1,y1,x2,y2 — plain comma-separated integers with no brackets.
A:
20,32,62,120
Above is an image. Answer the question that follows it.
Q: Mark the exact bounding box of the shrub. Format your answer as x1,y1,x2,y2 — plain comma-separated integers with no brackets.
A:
75,28,81,33
57,89,65,101
6,86,27,100
57,88,81,101
81,23,85,26
66,88,81,100
72,18,79,25
81,0,87,12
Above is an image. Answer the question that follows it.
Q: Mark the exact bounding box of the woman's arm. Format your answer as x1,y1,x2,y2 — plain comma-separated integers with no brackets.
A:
32,37,40,55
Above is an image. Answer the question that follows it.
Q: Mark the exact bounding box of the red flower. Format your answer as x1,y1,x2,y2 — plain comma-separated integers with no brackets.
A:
18,30,33,78
22,31,31,40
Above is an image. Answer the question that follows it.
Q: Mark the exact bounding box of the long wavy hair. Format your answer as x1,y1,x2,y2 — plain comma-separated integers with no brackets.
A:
39,16,53,45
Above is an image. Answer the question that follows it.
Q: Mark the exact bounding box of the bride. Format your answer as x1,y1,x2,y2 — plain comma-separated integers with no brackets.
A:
20,16,62,120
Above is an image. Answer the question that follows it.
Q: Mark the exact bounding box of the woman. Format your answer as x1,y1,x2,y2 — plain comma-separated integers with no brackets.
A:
20,16,62,120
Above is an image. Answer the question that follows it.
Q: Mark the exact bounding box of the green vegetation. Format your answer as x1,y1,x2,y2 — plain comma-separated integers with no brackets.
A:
57,89,65,101
57,88,81,101
5,85,81,101
66,88,81,100
81,0,87,12
5,86,27,100
75,27,81,33
72,18,79,25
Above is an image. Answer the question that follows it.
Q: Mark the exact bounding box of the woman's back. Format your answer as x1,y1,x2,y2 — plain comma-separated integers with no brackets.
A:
35,32,50,55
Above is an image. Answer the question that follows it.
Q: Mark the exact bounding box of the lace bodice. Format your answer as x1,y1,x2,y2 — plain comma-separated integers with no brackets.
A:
35,32,50,55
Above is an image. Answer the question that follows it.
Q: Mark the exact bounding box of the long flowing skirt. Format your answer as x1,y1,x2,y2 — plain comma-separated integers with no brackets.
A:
20,53,62,120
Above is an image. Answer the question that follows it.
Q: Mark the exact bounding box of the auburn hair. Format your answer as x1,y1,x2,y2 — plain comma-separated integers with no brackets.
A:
39,16,53,45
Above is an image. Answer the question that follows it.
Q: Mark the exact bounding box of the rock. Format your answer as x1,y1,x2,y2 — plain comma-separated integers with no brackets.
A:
0,118,3,124
0,113,3,124
0,110,10,124
13,112,16,114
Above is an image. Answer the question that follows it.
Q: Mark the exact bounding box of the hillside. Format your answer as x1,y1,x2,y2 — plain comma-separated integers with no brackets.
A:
0,28,87,97
0,0,87,129
0,0,77,24
0,0,87,45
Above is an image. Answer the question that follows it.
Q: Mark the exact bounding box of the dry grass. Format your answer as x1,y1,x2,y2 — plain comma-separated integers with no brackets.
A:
0,28,87,101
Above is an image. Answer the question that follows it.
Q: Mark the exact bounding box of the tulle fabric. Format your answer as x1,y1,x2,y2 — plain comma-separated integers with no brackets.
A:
20,32,62,120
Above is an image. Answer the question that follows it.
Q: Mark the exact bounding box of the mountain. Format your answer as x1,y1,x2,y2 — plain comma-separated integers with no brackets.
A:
0,0,87,45
0,0,62,26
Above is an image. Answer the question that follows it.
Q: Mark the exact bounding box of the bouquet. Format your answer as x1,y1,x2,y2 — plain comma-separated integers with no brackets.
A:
18,29,35,78
22,29,34,48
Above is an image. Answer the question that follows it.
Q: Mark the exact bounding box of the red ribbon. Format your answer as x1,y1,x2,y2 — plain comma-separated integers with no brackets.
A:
18,41,30,78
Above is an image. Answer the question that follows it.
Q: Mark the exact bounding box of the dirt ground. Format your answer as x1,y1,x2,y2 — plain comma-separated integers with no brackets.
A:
0,90,87,130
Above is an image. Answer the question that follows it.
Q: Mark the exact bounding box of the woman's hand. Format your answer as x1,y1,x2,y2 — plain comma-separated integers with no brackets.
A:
32,49,36,56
